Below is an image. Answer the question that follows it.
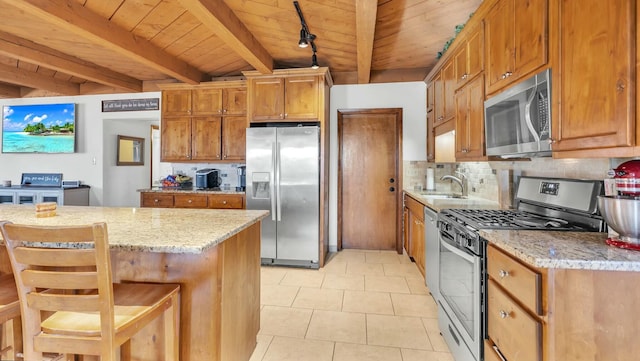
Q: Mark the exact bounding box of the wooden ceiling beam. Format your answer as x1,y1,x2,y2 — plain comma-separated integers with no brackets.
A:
0,63,79,95
0,83,21,98
2,0,204,84
0,31,142,93
355,0,378,84
177,0,273,74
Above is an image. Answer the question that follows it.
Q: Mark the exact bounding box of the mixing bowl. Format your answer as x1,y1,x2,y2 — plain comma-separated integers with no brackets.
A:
597,195,640,245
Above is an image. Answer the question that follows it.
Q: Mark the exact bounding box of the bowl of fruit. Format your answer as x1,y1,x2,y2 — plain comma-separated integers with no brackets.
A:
161,174,192,188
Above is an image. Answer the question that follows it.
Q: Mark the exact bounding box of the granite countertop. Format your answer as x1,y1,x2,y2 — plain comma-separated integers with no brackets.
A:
404,189,501,212
481,229,640,272
138,187,245,195
0,205,268,254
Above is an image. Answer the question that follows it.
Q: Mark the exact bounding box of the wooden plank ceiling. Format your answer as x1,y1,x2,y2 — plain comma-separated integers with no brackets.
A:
0,0,482,97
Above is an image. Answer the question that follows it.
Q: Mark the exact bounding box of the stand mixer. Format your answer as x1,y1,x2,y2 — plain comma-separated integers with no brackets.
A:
598,159,640,250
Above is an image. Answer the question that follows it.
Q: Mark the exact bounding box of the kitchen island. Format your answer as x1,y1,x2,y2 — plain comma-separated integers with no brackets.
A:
0,205,268,361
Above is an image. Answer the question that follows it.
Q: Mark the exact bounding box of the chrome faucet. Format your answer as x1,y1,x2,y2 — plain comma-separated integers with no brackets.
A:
440,172,468,197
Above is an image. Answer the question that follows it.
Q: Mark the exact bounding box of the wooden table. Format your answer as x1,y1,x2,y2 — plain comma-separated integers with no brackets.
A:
0,205,268,361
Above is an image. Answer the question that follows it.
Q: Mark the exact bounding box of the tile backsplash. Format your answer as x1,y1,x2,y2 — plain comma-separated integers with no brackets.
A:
159,163,245,189
404,157,618,209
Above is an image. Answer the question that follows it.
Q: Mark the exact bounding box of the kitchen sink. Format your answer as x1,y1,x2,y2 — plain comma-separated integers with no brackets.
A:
421,194,467,200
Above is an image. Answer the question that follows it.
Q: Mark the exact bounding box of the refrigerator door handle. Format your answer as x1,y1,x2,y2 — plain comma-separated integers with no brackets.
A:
270,142,277,221
276,141,282,222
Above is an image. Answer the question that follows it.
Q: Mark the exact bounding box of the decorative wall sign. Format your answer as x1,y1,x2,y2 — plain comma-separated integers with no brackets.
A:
21,173,63,187
101,98,160,112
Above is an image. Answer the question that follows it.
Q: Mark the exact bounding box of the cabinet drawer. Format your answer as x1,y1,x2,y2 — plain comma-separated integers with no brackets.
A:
487,245,542,314
141,193,174,208
487,279,542,361
208,194,244,209
404,194,424,221
173,194,208,208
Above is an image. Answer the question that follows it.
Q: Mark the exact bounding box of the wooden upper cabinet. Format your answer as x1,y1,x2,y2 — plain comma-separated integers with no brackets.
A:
426,82,435,112
161,116,192,161
162,90,192,116
455,75,486,161
223,87,247,116
285,76,320,120
552,0,634,152
191,117,222,161
160,83,247,162
192,88,223,115
433,72,444,125
249,78,285,121
454,22,484,89
222,116,247,161
442,59,456,123
249,75,320,122
485,0,547,95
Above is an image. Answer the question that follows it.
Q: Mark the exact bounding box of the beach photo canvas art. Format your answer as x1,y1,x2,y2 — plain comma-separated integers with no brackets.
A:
2,103,76,153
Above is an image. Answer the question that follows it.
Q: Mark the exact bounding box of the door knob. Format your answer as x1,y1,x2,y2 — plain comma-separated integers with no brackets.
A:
389,187,395,192
389,178,395,183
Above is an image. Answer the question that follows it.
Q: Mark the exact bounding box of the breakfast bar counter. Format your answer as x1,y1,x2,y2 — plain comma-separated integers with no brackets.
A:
0,205,269,361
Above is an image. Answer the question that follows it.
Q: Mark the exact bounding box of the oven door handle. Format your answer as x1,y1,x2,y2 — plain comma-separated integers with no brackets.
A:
440,236,475,263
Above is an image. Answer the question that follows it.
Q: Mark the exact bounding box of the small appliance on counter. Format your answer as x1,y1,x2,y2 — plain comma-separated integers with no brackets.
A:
598,159,640,250
237,166,246,191
195,168,221,189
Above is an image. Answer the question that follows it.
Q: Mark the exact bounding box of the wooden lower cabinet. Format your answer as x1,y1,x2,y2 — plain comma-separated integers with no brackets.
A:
140,192,245,209
404,194,425,277
486,243,640,361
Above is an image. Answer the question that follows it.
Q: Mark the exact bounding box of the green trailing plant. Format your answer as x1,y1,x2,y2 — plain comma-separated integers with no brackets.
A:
436,12,474,60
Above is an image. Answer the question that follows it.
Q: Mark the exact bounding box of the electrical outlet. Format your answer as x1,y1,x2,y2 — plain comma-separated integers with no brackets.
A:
221,173,227,177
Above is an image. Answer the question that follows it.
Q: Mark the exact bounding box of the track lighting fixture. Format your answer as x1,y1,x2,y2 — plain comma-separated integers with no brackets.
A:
294,1,320,69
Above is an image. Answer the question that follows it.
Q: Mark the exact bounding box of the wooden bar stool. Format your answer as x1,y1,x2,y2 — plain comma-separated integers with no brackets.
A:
0,221,181,361
0,273,21,360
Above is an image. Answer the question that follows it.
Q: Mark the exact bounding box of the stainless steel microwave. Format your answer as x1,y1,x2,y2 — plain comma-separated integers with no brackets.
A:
484,69,551,158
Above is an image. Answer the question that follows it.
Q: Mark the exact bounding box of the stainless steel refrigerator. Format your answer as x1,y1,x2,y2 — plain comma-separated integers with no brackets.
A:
246,126,320,268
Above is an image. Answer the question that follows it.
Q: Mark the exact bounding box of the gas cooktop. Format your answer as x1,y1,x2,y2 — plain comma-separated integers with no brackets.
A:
440,208,589,231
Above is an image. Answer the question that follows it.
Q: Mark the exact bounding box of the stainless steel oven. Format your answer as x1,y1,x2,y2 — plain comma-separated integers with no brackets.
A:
437,214,484,361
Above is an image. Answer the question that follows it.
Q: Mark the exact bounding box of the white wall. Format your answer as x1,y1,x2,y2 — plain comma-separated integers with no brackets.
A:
329,82,427,251
102,118,158,207
1,92,161,205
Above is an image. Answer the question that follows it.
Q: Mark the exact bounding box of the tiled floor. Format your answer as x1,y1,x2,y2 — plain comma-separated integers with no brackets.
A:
250,249,453,361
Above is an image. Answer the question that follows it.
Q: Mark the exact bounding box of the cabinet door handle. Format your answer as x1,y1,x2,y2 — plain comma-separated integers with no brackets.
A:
499,310,509,319
154,199,159,203
188,199,193,203
223,200,227,204
280,113,284,118
499,269,509,278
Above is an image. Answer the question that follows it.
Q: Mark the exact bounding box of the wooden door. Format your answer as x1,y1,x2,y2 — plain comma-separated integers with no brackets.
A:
552,0,634,151
221,116,247,161
249,78,284,121
338,109,402,251
284,76,319,120
191,116,221,161
162,90,191,116
223,87,247,116
426,109,435,162
410,211,425,276
426,81,435,112
192,88,223,115
485,0,513,94
161,116,191,161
